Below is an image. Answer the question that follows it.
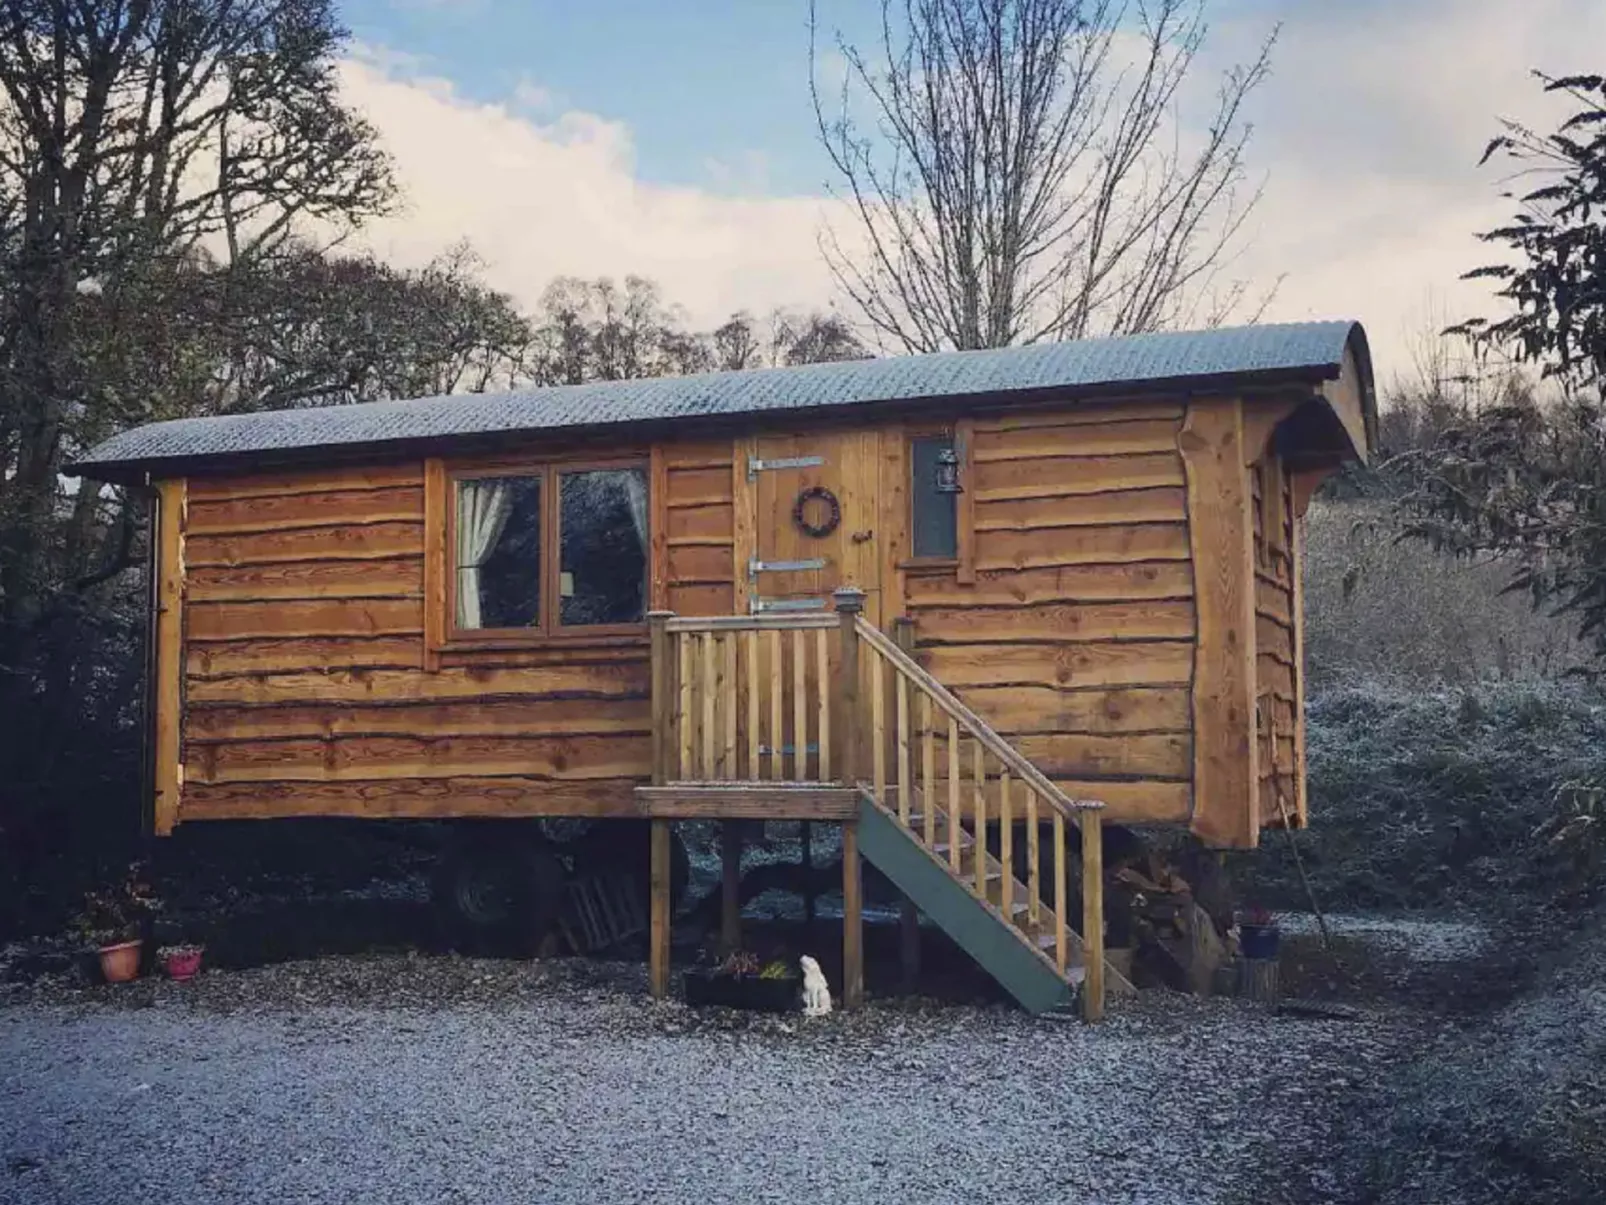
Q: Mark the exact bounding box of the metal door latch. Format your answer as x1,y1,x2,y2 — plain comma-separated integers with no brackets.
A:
748,455,825,480
749,556,827,578
749,597,829,613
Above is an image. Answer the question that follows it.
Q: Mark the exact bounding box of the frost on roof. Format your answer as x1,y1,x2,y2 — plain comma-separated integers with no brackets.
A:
72,320,1368,475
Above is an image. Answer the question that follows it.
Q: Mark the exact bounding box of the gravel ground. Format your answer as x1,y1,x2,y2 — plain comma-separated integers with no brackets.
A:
0,955,1420,1205
1274,912,1492,963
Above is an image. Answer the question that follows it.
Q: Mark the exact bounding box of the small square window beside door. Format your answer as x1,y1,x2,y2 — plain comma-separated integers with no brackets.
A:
910,435,958,559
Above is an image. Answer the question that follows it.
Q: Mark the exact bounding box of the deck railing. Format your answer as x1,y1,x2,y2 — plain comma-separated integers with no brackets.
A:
851,610,1108,1021
653,611,841,785
645,588,1108,1021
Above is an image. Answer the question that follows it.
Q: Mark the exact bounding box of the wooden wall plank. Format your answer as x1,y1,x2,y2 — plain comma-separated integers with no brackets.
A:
1010,732,1192,780
668,583,736,617
975,487,1187,531
1256,615,1295,662
1048,778,1190,823
154,479,187,836
665,466,734,507
188,660,647,705
181,777,640,820
918,599,1194,644
666,505,733,543
185,696,650,744
187,598,423,642
973,452,1184,501
188,557,423,602
975,522,1189,571
186,486,423,535
196,733,651,784
1255,575,1293,625
187,463,423,502
906,562,1193,607
186,522,423,566
1179,397,1259,848
188,635,428,678
666,544,735,584
920,640,1194,689
972,418,1182,460
953,685,1192,735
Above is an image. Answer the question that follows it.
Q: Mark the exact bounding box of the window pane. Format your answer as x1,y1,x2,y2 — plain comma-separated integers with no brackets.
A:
911,436,958,558
456,475,541,630
559,468,648,626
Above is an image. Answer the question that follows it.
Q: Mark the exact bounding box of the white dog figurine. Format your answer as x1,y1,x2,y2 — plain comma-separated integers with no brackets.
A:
799,955,833,1017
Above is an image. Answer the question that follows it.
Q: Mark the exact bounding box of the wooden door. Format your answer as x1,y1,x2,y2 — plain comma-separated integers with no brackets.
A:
745,429,881,619
731,430,882,781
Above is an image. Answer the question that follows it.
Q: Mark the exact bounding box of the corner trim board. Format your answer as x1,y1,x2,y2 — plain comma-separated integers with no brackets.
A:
1178,398,1259,848
154,477,187,835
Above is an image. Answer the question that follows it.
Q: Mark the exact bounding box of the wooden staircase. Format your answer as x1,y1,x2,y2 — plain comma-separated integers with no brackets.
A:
637,590,1133,1019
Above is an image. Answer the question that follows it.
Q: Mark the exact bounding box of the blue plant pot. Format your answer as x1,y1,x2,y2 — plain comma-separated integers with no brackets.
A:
1239,923,1280,960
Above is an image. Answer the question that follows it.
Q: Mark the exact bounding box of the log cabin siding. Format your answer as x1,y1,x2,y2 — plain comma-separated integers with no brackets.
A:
178,460,655,822
164,409,1306,841
905,404,1195,826
662,440,738,617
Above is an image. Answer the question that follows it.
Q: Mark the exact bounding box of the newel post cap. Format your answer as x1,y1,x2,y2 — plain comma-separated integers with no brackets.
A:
832,586,867,614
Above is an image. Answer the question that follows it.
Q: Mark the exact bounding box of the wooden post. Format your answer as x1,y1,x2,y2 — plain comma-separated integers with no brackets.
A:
720,820,743,953
842,817,864,1010
834,588,866,1010
1080,811,1105,1022
894,617,920,991
800,821,815,927
647,611,675,999
833,587,865,786
649,819,672,999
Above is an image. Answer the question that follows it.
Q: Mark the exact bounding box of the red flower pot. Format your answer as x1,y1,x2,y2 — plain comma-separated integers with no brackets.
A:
163,949,203,981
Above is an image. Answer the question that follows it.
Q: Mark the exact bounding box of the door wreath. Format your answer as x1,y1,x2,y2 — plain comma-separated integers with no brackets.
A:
792,486,841,538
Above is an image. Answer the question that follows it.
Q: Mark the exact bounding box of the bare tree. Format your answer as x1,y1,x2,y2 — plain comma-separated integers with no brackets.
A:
810,0,1276,352
0,0,395,629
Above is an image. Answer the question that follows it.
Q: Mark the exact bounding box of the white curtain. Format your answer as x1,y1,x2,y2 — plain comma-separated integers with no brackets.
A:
620,470,648,552
456,478,514,629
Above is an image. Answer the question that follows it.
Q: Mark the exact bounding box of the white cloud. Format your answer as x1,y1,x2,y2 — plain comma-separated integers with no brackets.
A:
337,49,839,327
1210,0,1606,388
338,0,1606,391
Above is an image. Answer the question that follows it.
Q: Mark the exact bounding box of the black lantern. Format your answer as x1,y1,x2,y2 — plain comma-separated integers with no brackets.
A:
934,444,962,494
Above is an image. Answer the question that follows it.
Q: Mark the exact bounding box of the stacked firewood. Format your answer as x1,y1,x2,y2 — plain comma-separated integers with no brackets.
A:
1106,842,1232,995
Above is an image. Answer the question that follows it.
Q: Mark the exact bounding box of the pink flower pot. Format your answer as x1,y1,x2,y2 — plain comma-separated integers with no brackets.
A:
163,949,203,981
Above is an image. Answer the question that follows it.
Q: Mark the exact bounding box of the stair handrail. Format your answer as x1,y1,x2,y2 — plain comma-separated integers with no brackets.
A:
853,615,1104,823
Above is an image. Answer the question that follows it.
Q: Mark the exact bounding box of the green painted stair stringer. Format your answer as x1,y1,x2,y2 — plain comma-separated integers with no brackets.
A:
855,791,1073,1015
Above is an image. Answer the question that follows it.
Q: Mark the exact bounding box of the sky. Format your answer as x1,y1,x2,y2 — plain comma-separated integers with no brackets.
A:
332,0,1606,393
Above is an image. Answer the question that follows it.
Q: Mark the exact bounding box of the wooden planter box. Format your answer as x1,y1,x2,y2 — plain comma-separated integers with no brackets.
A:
682,968,801,1013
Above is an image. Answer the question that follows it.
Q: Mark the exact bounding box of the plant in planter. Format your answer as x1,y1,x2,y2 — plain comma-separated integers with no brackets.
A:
682,949,802,1012
72,863,162,984
157,944,205,982
1235,903,1280,960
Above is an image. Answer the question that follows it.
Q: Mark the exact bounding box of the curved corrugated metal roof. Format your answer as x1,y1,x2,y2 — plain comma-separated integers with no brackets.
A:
70,320,1372,478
